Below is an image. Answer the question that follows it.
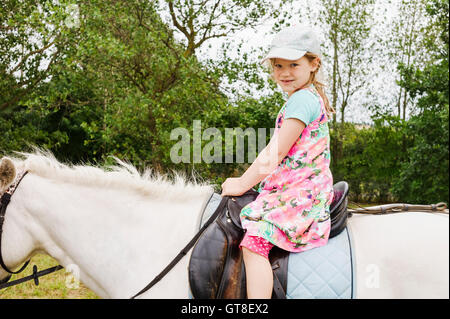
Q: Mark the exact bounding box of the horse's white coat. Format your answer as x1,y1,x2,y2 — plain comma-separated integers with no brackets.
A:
0,152,448,298
348,212,449,299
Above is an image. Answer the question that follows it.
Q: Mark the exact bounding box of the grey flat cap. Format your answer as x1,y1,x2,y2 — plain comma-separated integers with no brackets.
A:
261,25,321,64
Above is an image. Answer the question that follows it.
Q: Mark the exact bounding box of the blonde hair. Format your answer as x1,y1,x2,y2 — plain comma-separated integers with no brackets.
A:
269,53,335,118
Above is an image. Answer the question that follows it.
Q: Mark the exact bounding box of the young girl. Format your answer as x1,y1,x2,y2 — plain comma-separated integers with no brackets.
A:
221,25,335,299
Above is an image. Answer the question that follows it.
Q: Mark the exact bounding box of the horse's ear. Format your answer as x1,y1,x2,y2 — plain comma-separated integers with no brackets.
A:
0,157,16,191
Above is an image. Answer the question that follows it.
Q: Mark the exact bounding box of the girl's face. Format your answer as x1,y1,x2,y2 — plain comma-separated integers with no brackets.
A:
272,56,319,96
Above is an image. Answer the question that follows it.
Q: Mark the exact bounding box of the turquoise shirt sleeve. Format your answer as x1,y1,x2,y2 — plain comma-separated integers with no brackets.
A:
284,89,321,126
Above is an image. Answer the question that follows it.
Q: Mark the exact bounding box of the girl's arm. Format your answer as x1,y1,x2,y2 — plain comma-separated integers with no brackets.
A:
221,118,306,196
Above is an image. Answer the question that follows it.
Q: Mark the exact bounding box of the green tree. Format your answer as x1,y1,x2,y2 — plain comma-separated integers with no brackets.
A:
388,0,429,120
160,0,291,58
391,0,449,204
0,0,77,111
330,119,408,203
31,0,230,172
0,0,88,159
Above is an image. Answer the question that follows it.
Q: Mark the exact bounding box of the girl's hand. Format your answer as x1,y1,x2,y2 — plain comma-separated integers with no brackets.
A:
221,177,248,197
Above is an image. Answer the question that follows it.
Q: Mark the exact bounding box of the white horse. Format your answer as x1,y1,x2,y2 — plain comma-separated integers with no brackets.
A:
0,151,448,299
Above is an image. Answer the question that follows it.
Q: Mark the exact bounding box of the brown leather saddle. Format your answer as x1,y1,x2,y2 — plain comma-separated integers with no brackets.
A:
188,181,349,299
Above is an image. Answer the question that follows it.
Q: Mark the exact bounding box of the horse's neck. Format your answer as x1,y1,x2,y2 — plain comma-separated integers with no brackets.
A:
8,173,213,298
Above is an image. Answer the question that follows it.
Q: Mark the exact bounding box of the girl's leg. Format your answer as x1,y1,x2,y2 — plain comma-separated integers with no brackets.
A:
242,247,273,298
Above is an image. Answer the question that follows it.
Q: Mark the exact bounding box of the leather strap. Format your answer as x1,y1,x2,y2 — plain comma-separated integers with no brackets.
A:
272,269,286,299
269,247,289,299
0,172,31,274
0,264,63,289
348,201,448,214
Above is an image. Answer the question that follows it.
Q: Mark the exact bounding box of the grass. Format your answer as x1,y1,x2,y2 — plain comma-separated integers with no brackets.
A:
0,254,99,299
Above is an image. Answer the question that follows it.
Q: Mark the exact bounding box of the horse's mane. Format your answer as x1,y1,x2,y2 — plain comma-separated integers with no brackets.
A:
8,148,214,201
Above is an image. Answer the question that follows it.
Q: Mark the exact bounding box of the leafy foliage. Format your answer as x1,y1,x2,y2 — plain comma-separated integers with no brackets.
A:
390,0,449,204
0,0,448,204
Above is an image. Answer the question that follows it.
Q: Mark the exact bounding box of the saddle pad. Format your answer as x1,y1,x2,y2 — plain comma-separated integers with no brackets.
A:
198,192,223,227
286,227,354,299
197,193,355,299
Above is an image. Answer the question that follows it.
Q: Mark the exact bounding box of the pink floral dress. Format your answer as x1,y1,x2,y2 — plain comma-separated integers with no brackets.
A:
240,85,334,253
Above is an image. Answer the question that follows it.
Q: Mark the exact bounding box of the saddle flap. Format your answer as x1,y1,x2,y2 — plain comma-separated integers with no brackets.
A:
189,219,231,298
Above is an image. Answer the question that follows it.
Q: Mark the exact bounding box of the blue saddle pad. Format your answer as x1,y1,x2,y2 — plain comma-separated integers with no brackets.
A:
196,193,355,299
287,227,354,298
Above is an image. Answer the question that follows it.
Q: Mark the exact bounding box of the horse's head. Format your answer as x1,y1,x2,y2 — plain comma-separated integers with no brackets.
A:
0,157,16,283
0,157,16,192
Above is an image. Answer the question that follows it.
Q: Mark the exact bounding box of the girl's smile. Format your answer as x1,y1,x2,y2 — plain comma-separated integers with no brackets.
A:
272,56,319,96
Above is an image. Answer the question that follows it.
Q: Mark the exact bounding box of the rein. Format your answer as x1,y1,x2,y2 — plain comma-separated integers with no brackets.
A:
348,201,449,215
0,171,63,290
